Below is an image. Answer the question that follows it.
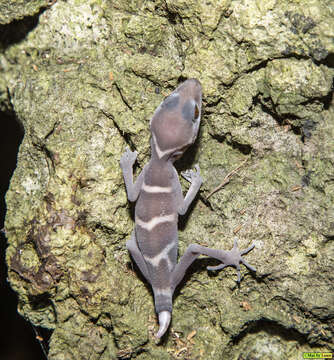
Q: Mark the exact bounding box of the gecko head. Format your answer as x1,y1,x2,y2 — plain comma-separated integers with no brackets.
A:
150,79,202,162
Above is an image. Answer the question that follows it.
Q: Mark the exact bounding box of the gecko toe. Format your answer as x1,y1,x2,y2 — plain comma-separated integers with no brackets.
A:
241,258,256,272
207,263,227,271
240,243,255,256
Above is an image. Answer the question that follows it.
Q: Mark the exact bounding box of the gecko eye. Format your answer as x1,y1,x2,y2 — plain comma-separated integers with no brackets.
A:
182,100,200,123
193,104,200,122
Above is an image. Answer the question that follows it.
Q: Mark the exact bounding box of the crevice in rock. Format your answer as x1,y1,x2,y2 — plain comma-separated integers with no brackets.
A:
92,221,116,237
198,193,215,212
230,318,309,346
177,74,189,85
229,139,252,155
43,120,59,141
323,233,334,241
321,53,334,68
241,53,313,79
210,132,252,155
203,96,222,109
208,132,226,144
100,109,135,151
166,10,178,26
253,94,302,135
163,3,179,26
114,84,133,111
130,69,166,89
0,7,48,49
31,141,56,174
245,59,269,74
300,92,333,111
256,90,332,142
281,49,317,63
28,292,53,311
240,51,332,82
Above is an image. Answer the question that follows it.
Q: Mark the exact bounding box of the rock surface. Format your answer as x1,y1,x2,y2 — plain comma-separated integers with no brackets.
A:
1,0,333,358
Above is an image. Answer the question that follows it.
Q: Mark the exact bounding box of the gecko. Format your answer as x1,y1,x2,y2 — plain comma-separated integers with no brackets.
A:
120,79,256,338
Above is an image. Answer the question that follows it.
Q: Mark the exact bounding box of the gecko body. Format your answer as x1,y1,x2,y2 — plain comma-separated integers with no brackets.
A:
120,79,256,338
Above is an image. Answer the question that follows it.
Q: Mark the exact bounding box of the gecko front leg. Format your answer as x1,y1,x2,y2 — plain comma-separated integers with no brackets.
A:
171,239,256,290
120,147,145,202
178,164,203,215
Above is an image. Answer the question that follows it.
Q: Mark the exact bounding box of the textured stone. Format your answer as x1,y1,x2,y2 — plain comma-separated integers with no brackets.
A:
1,0,333,358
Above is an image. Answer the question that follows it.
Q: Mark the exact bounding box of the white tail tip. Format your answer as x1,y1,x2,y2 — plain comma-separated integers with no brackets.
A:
155,311,171,338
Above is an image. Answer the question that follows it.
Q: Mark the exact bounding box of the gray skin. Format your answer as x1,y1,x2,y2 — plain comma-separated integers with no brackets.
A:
120,79,256,338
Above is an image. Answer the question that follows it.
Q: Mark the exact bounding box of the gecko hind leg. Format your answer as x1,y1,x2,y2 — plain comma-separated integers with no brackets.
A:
127,232,171,339
126,231,151,283
171,238,256,289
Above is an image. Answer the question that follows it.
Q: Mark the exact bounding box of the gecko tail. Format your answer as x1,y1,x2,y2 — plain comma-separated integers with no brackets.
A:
155,311,171,338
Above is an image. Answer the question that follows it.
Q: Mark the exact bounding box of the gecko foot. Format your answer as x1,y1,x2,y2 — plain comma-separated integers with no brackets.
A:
207,238,256,283
181,164,203,185
120,146,138,168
